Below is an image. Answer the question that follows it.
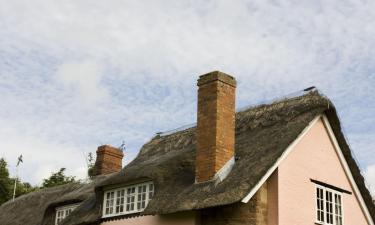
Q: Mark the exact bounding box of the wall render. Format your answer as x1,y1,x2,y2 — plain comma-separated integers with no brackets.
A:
277,118,369,225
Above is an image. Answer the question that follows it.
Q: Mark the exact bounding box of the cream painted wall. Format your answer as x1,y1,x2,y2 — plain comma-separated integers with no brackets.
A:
101,211,196,225
277,118,370,225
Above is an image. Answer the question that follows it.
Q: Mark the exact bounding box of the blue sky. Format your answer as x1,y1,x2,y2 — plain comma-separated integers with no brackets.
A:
0,0,374,195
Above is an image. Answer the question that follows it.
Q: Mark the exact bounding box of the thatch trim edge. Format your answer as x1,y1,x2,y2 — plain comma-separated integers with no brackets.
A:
241,115,321,203
321,115,374,225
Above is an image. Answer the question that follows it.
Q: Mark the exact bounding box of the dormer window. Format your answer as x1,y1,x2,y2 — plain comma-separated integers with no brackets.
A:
55,203,79,225
102,181,154,218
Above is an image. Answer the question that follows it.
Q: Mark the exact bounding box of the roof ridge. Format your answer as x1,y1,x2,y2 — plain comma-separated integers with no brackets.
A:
157,87,322,137
237,87,320,113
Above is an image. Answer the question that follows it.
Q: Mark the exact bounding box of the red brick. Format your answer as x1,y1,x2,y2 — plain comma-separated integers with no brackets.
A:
93,145,124,175
196,71,236,182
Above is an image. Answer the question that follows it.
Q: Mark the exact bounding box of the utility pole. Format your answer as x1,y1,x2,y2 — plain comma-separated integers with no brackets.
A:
12,155,23,201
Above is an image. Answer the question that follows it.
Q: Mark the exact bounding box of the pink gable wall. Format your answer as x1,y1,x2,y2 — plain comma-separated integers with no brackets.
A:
276,118,370,225
101,211,196,225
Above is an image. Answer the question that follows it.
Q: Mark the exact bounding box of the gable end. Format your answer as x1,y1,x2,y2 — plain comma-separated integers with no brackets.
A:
241,114,374,225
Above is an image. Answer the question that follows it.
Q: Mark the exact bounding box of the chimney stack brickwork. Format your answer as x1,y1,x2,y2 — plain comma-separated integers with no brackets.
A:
94,145,124,176
196,71,236,182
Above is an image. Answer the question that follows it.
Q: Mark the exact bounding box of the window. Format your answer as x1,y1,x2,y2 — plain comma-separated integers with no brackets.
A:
126,187,136,212
316,186,343,225
105,191,115,215
55,204,79,225
137,184,147,210
102,182,154,217
334,194,343,225
116,189,125,213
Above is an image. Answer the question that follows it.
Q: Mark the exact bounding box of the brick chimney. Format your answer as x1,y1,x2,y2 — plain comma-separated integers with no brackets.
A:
196,71,236,183
93,145,124,175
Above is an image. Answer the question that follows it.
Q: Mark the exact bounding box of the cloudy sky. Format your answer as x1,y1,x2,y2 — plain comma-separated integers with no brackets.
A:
0,0,374,195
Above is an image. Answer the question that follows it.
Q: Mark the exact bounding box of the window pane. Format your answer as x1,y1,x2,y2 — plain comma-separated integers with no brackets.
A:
316,187,324,222
116,189,125,213
149,184,154,200
137,185,147,210
55,205,78,225
126,188,136,212
325,191,333,224
334,194,343,225
105,191,115,215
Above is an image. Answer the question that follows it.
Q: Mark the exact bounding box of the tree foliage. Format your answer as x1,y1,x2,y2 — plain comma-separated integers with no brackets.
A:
87,152,96,179
0,158,12,205
0,158,81,205
41,168,77,188
0,158,36,205
0,158,79,205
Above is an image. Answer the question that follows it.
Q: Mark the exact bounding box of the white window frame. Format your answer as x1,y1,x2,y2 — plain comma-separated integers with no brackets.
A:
55,203,80,225
315,185,344,225
102,181,154,218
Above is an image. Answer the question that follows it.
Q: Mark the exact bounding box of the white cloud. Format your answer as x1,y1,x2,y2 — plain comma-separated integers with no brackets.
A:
55,61,108,106
0,125,89,185
0,0,374,188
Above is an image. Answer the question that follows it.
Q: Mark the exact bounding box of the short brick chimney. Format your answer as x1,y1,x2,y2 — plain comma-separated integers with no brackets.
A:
196,71,236,183
93,145,124,175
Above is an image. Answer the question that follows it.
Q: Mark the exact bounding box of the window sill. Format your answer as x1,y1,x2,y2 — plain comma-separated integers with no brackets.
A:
315,221,339,225
315,222,324,225
101,212,142,221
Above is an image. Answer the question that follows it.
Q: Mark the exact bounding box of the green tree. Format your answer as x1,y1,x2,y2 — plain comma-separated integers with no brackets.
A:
13,180,37,196
0,158,36,205
87,152,96,179
0,158,12,205
42,168,77,188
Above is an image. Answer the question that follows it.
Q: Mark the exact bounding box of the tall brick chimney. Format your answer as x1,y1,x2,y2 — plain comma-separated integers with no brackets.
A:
196,71,236,183
93,145,124,176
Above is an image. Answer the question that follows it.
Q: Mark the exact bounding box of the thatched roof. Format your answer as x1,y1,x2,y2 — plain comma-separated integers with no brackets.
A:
0,175,111,225
1,90,374,225
64,90,375,225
